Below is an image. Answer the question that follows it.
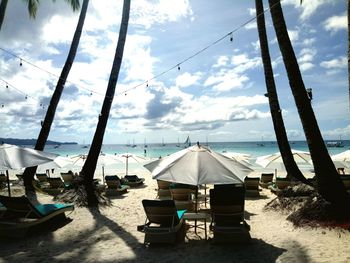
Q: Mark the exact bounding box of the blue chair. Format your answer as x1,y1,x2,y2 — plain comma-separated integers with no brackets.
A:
0,195,74,237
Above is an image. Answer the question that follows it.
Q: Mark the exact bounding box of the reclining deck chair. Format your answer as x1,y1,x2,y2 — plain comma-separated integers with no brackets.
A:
45,177,66,195
210,185,251,243
138,199,186,245
169,183,196,211
259,173,274,188
36,173,48,183
104,175,130,196
244,176,260,197
0,195,74,237
123,175,145,187
156,180,171,198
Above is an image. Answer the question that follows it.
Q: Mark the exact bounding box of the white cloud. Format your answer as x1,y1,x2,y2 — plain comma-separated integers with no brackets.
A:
320,57,347,69
282,0,331,21
323,14,347,33
175,72,202,88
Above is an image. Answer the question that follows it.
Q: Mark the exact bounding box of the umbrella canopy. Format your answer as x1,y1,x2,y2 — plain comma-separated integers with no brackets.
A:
71,153,120,167
256,149,311,169
37,156,73,171
0,143,58,196
0,143,58,170
144,144,253,185
114,153,147,175
331,150,350,163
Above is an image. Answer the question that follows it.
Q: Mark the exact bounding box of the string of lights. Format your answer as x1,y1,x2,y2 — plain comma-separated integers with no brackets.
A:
0,1,280,106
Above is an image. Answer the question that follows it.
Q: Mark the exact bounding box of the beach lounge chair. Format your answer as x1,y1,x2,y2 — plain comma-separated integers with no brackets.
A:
169,183,196,211
104,175,130,196
36,173,48,183
123,175,145,187
45,177,66,195
156,180,171,198
209,186,251,243
269,177,291,193
244,176,260,197
340,175,350,190
259,173,274,188
60,172,74,185
137,199,186,245
0,195,74,237
0,174,6,189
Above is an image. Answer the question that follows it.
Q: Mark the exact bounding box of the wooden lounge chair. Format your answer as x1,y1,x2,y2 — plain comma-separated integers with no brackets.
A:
104,175,130,196
244,176,260,197
169,184,196,211
0,174,6,189
156,180,171,198
60,172,74,185
45,177,66,195
0,195,74,237
269,177,291,193
210,186,251,243
259,173,274,188
36,173,48,185
137,199,186,245
340,175,350,190
123,175,145,187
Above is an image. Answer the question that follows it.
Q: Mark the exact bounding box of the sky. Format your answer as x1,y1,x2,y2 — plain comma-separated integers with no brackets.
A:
0,0,348,145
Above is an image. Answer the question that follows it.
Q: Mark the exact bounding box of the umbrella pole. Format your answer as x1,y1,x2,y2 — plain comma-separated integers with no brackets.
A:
102,166,105,185
6,170,11,197
126,157,128,176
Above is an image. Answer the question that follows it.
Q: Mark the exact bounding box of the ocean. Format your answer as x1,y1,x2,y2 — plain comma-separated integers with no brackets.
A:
6,140,349,180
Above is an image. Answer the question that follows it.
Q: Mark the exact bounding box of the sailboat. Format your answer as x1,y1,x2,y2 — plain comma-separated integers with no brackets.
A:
176,138,180,147
144,138,148,148
162,138,166,146
257,136,265,147
184,136,191,148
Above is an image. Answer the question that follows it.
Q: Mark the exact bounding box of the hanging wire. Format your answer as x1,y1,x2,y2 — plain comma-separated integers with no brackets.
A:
0,1,280,100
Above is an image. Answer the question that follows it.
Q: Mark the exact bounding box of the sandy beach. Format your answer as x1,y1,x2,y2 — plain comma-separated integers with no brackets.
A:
0,170,349,263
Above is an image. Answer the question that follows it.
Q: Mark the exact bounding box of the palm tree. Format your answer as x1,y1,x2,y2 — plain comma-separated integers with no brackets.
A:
255,0,308,184
348,0,350,110
80,0,130,206
0,0,80,30
0,0,8,30
268,0,350,207
22,0,88,189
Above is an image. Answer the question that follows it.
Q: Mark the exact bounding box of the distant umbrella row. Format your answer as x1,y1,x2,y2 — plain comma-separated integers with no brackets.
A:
2,143,350,197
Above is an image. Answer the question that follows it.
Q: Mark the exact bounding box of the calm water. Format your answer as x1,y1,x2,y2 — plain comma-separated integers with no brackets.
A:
6,140,349,179
47,140,350,159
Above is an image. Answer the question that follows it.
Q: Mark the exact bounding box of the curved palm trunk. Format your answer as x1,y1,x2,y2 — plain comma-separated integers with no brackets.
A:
255,0,307,184
0,0,8,30
22,0,89,189
268,0,349,206
81,0,130,206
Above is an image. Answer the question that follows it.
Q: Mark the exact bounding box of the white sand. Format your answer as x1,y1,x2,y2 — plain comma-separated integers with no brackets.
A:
1,170,350,263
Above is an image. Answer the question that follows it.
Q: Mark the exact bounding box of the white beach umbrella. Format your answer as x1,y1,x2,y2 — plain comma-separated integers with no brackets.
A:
114,153,147,176
144,144,253,186
331,150,350,163
0,143,58,196
70,153,122,183
256,149,312,168
37,156,73,171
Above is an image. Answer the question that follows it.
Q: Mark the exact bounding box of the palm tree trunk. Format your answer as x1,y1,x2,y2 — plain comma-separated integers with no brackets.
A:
268,0,350,206
22,0,89,189
81,0,130,206
348,0,350,111
0,0,8,30
255,0,308,184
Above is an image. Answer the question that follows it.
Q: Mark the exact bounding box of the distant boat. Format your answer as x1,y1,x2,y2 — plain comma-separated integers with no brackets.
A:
162,138,166,147
326,141,344,148
82,145,88,148
257,136,265,147
144,138,148,148
132,139,137,148
176,138,180,147
184,136,191,148
54,144,60,149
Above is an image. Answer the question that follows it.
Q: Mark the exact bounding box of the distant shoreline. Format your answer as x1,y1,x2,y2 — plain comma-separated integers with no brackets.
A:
0,138,78,146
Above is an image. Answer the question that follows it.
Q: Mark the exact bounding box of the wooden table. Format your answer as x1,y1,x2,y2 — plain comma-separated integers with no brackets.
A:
183,212,211,240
